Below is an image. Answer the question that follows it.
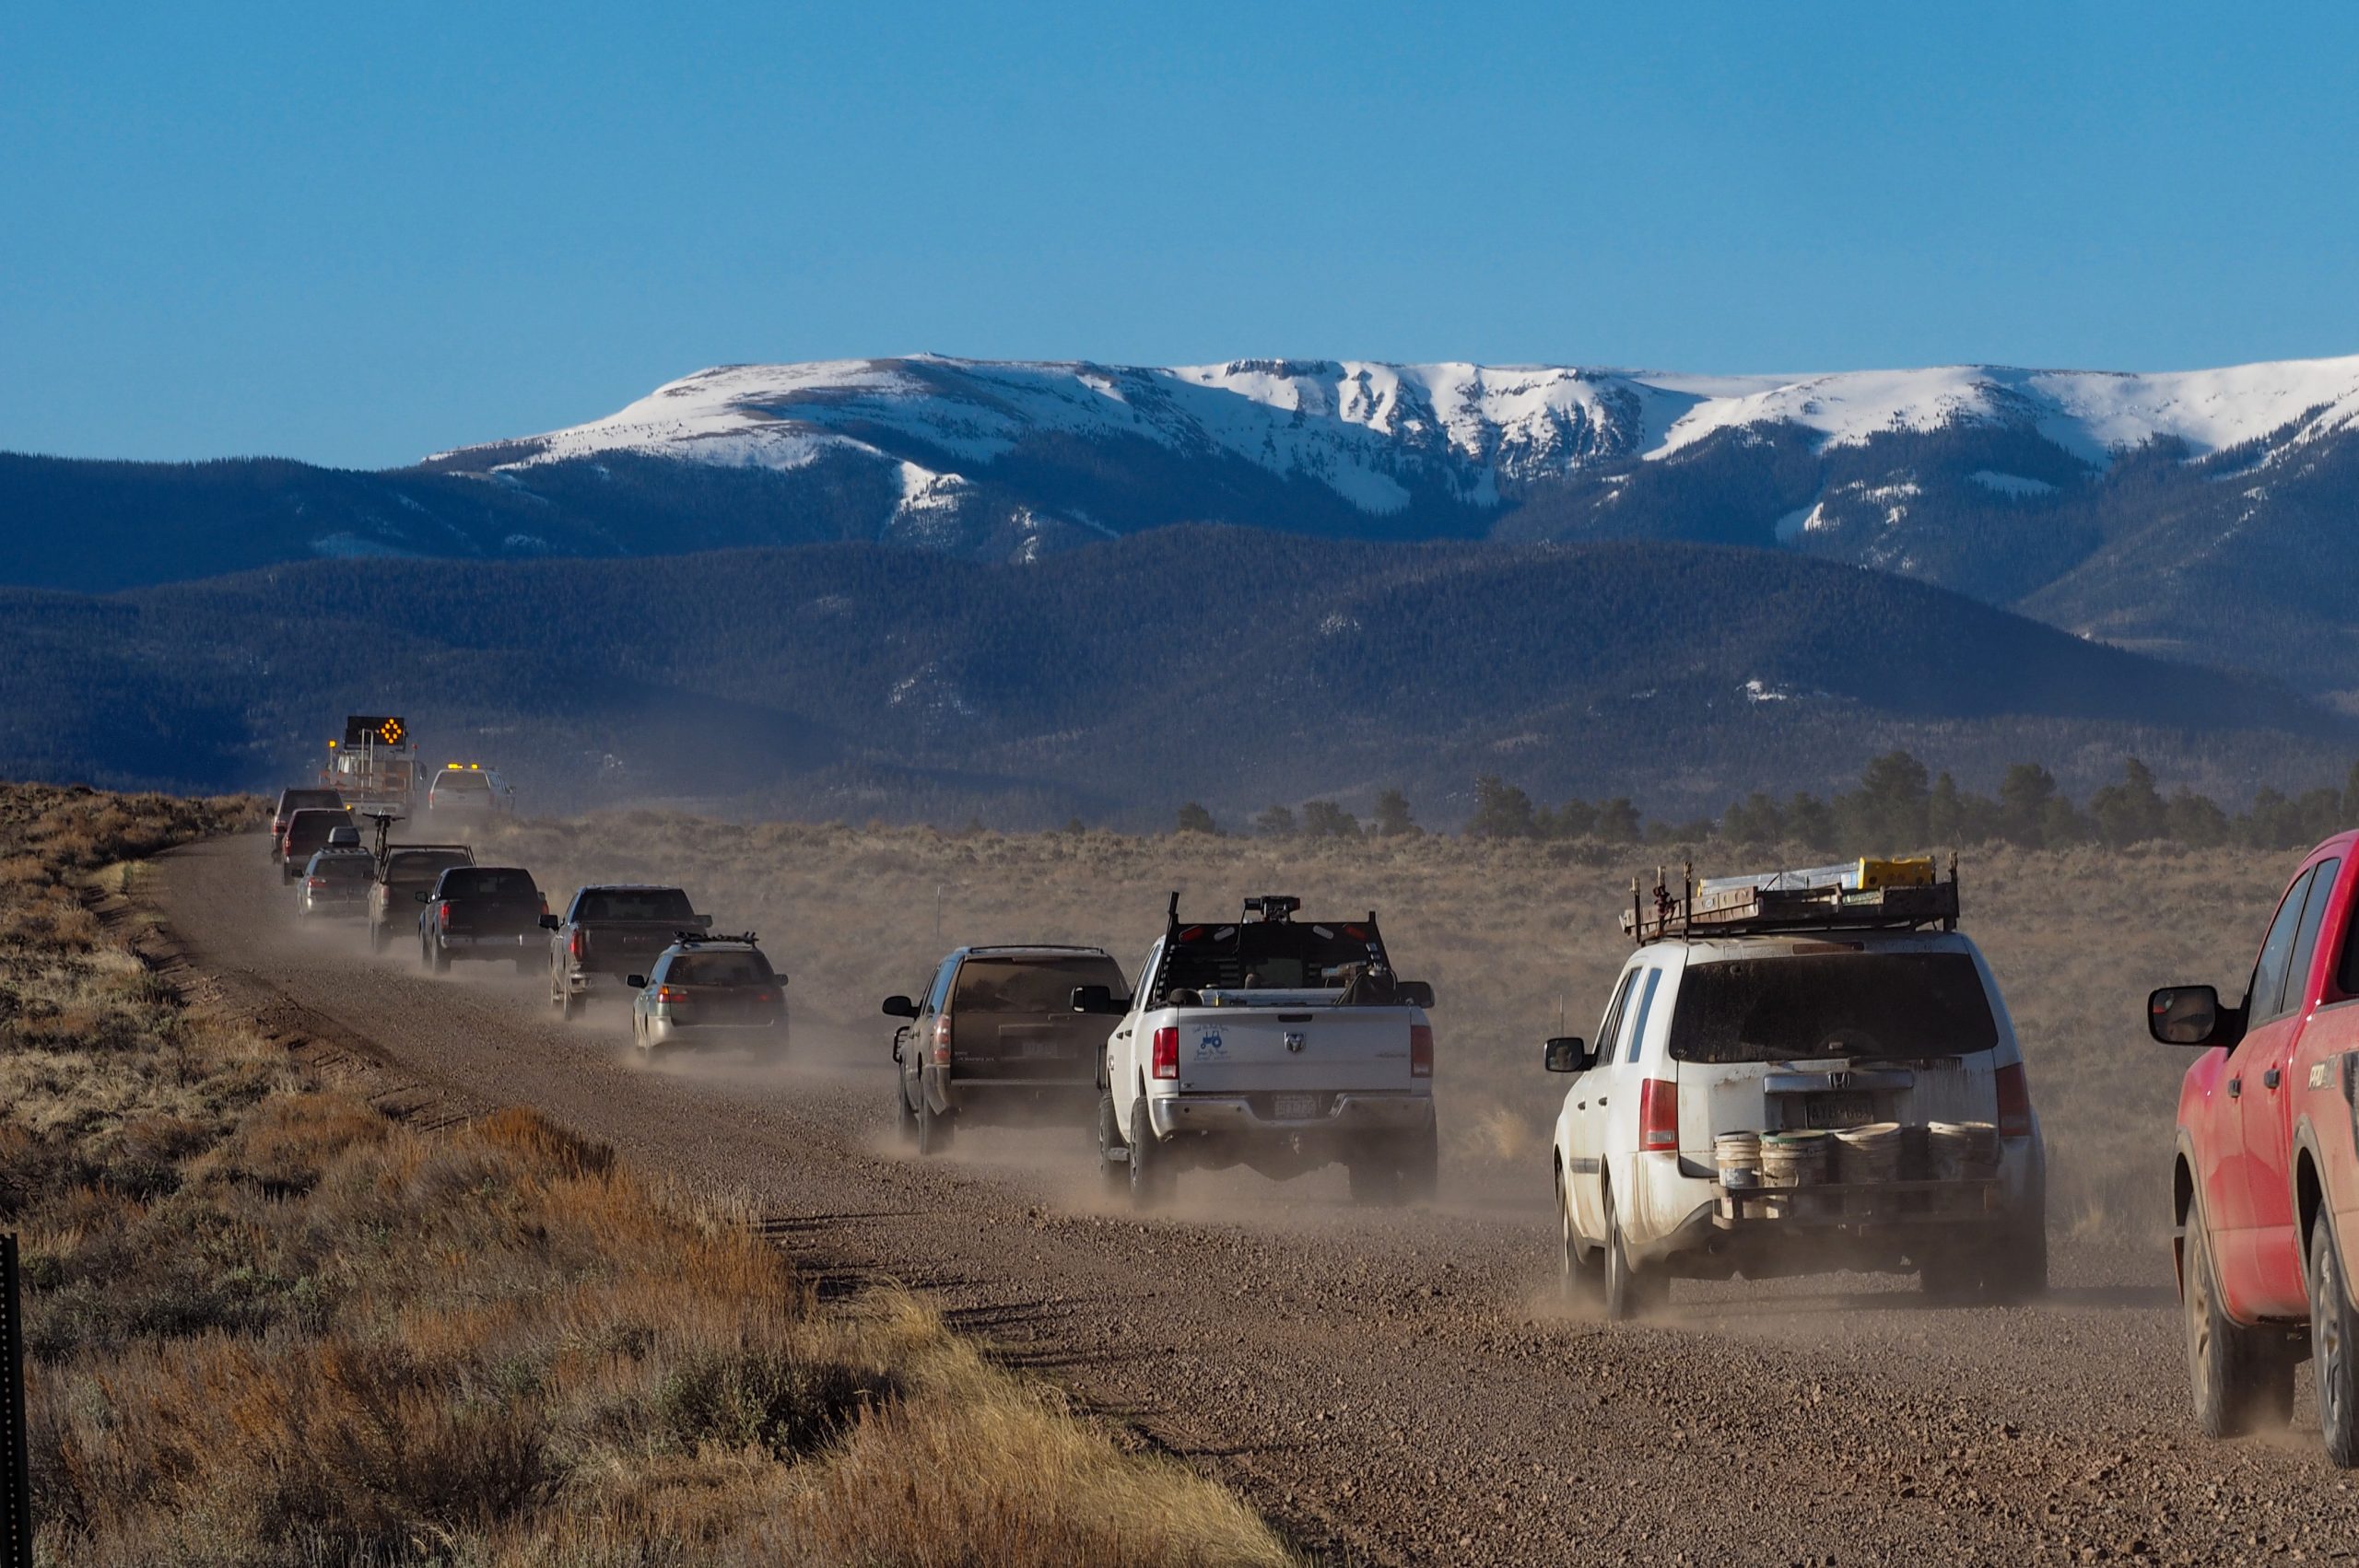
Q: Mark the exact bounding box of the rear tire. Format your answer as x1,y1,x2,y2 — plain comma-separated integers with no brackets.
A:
2311,1214,2359,1467
370,919,388,954
896,1080,920,1146
2185,1203,2294,1437
1602,1181,1664,1323
1128,1097,1173,1211
1096,1091,1129,1190
1559,1166,1602,1301
1403,1118,1440,1205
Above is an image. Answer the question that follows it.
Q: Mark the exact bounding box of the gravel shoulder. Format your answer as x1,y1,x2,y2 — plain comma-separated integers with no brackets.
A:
156,835,2359,1564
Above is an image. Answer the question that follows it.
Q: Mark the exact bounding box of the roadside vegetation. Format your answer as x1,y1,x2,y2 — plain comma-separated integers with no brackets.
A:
481,806,2285,1264
0,782,1292,1567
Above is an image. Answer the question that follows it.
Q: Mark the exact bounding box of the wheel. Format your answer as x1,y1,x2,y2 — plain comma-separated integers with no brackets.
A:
1602,1180,1665,1323
632,1015,656,1059
1559,1166,1602,1301
1096,1091,1129,1190
917,1094,952,1156
370,919,388,954
1402,1117,1440,1205
896,1080,920,1146
1128,1096,1174,1210
1989,1214,2050,1304
2311,1215,2359,1467
2184,1202,2294,1437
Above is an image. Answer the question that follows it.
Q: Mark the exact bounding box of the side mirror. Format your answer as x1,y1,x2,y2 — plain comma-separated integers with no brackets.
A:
2150,985,2237,1047
538,913,560,930
882,994,920,1019
1543,1036,1588,1073
691,914,713,930
1071,985,1128,1015
626,975,647,990
1395,979,1436,1010
414,890,431,903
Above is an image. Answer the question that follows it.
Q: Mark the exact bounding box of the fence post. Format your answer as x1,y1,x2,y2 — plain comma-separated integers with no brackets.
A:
2,1234,28,1568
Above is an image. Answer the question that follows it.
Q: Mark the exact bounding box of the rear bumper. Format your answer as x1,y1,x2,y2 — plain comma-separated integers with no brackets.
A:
1146,1090,1433,1142
436,931,534,954
643,1018,788,1050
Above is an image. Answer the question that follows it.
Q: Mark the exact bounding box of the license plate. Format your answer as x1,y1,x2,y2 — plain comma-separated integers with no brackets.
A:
1018,1038,1063,1059
1273,1093,1319,1120
1803,1093,1876,1129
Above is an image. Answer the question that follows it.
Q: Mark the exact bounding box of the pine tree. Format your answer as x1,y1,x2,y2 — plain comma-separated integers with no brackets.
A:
1174,802,1217,835
1371,788,1417,837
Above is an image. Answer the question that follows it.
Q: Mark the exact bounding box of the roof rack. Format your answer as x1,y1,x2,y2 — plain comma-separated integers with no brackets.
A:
675,930,758,946
1623,856,1960,945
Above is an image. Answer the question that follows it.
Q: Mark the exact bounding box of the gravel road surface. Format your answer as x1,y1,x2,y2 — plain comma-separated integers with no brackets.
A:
158,836,2359,1564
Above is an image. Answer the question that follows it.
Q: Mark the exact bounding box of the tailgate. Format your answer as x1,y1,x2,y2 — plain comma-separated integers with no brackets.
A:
446,899,538,936
1167,1007,1416,1095
948,1012,1099,1081
666,986,782,1027
581,923,679,971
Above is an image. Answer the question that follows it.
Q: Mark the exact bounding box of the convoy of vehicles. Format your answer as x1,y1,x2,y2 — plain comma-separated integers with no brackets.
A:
884,945,1128,1154
2149,831,2359,1466
626,934,787,1058
1545,859,2046,1321
417,865,546,973
1082,895,1439,1209
544,884,710,1019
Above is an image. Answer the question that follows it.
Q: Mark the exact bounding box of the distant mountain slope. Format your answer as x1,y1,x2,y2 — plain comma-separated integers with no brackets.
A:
11,351,2359,689
0,529,2340,825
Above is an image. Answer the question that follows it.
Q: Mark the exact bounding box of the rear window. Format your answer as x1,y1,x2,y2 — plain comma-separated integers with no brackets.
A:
435,771,492,793
577,888,697,923
1154,919,1388,998
387,850,473,882
1667,952,1999,1064
308,854,373,881
285,809,351,841
955,954,1125,1013
440,868,539,900
667,951,774,987
280,790,343,813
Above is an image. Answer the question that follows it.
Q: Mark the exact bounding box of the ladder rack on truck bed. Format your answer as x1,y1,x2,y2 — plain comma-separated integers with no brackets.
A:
1623,856,1960,944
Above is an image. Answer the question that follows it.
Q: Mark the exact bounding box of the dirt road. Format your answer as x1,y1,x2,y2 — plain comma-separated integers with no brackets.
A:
158,836,2359,1563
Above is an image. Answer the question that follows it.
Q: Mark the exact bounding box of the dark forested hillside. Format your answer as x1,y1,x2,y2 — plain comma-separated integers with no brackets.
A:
0,529,2341,826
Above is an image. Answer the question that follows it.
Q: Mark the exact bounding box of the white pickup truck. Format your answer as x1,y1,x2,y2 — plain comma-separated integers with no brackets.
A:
1080,894,1439,1210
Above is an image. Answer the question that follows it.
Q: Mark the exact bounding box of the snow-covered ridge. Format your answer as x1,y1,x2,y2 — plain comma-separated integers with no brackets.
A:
430,352,2359,516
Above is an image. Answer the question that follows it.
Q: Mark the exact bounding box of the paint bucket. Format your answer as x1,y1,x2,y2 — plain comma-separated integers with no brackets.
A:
1716,1131,1763,1189
1929,1120,1999,1181
1833,1121,1902,1214
1760,1129,1831,1215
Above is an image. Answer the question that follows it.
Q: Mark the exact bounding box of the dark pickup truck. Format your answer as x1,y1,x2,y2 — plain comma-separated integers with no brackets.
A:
883,945,1128,1155
417,865,545,974
368,845,475,953
542,883,710,1019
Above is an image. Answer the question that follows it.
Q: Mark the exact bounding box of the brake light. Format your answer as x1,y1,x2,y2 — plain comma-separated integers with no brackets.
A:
752,989,775,1004
569,929,584,961
437,901,451,925
1638,1077,1679,1153
933,1013,953,1066
1151,1026,1179,1081
1410,1024,1434,1078
1996,1061,2033,1140
655,984,687,1004
305,877,324,891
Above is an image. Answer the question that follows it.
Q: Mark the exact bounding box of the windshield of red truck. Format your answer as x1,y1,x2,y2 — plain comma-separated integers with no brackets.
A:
1667,952,1998,1064
956,954,1124,1013
1154,920,1388,1000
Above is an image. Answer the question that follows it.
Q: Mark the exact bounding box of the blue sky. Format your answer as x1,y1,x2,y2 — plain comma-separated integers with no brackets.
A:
5,2,2355,468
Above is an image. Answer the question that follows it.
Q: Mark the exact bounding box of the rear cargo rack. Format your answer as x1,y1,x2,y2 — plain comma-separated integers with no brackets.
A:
1624,857,1960,944
675,930,757,947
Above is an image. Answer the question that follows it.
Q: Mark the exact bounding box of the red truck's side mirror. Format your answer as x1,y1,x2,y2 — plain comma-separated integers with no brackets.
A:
2149,985,2241,1048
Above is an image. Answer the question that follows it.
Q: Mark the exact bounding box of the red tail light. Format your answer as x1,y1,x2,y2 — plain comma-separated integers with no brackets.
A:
436,901,451,925
568,929,584,961
655,984,687,1004
932,1013,953,1066
752,989,775,1004
1638,1077,1680,1153
1996,1061,2033,1140
1151,1025,1179,1081
1410,1024,1434,1079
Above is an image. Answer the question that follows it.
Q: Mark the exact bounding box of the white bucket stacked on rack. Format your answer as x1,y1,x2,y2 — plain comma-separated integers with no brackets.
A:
1929,1121,2000,1181
1715,1131,1763,1188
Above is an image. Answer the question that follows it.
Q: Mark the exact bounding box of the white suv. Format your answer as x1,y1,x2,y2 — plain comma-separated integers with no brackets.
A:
1545,864,2046,1320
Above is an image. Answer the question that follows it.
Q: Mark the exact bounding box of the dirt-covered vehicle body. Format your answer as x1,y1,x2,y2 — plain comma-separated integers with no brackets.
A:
295,847,373,917
1548,860,2046,1320
367,844,475,952
276,805,356,882
626,934,786,1057
882,945,1127,1155
1089,895,1438,1208
543,884,710,1018
417,865,546,973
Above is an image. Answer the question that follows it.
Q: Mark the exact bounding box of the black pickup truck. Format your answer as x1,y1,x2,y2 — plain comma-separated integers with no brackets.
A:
541,883,710,1018
368,845,475,953
417,865,545,974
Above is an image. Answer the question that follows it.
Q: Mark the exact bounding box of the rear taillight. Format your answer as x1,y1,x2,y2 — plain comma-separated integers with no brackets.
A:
568,930,584,961
305,877,324,890
1151,1025,1179,1081
655,984,686,1004
752,989,775,1004
1638,1077,1679,1153
436,901,451,925
1996,1061,2033,1140
932,1013,953,1066
1409,1024,1434,1079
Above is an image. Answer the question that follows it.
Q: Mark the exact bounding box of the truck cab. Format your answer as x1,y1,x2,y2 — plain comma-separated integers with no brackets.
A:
1548,859,2046,1320
1090,894,1438,1210
2149,833,2359,1463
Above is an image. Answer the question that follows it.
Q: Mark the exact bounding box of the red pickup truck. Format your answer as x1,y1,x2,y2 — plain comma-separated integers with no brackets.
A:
2150,833,2359,1464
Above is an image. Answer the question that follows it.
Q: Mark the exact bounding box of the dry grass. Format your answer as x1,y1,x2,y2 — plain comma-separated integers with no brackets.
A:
477,815,2285,1251
1,783,1295,1568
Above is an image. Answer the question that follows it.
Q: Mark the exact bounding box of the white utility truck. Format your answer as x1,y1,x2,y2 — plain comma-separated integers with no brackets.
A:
1081,894,1439,1209
1546,858,2047,1320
